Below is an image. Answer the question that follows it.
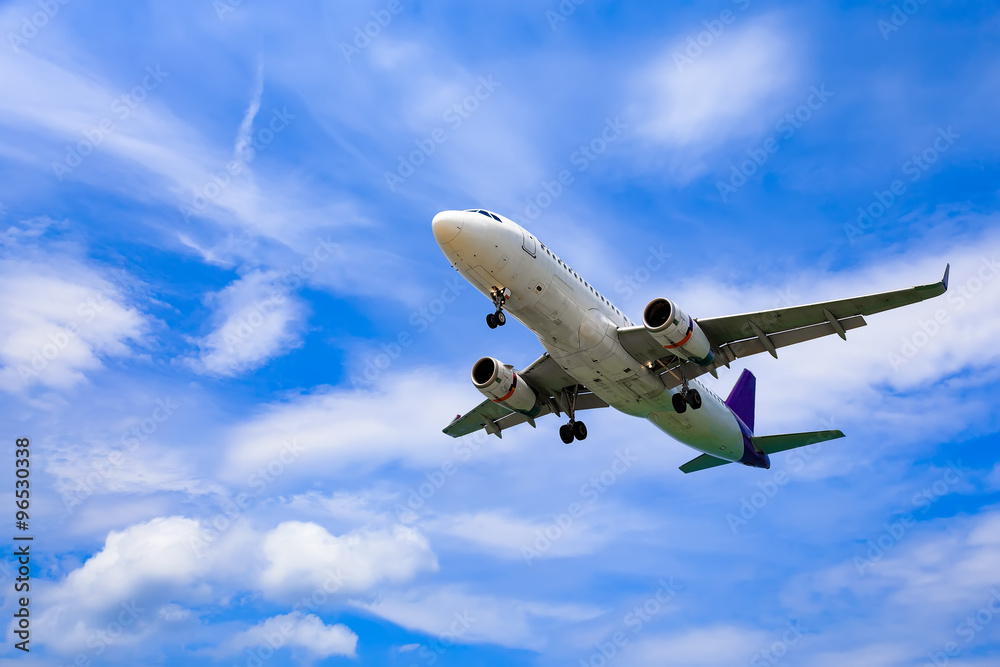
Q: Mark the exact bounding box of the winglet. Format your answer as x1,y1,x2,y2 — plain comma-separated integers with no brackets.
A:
942,263,950,291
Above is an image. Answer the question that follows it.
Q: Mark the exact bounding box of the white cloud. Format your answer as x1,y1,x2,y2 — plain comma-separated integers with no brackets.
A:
630,16,800,178
358,587,601,651
218,612,358,660
32,516,228,653
221,368,522,480
259,521,438,600
619,626,771,667
185,270,307,376
32,514,437,655
0,244,148,392
233,57,265,166
654,228,1000,453
423,507,642,562
769,508,1000,665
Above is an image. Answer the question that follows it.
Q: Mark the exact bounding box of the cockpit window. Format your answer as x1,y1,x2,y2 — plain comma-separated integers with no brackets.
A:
464,209,502,222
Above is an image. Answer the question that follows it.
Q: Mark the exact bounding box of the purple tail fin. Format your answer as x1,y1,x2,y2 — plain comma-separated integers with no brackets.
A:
725,369,756,433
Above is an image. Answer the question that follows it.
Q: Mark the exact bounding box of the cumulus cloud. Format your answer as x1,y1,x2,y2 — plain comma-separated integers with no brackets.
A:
259,521,438,600
185,270,308,376
218,611,358,660
33,515,435,656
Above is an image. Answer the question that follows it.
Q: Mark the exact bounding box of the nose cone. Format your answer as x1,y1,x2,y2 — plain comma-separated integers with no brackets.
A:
432,211,463,245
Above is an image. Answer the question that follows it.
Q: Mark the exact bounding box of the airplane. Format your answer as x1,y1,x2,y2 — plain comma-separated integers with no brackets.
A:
431,208,949,473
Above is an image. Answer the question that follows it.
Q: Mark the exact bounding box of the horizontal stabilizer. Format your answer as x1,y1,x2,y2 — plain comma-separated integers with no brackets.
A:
679,453,731,474
752,430,845,455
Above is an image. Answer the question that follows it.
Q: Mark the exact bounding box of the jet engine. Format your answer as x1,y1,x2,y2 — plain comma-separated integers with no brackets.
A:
642,298,715,366
471,357,542,416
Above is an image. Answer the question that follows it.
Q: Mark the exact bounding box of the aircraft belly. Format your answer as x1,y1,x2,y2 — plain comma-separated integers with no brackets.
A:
647,388,745,462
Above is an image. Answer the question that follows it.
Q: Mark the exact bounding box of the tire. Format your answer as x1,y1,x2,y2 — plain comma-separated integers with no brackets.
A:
486,313,497,329
672,392,687,414
559,424,574,444
496,311,506,326
573,421,587,440
686,389,703,410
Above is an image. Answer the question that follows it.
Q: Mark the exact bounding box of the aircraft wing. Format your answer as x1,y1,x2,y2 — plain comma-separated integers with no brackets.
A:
442,352,609,438
618,265,949,390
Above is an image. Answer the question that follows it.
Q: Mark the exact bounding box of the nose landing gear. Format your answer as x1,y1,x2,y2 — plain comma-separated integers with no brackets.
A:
486,287,510,329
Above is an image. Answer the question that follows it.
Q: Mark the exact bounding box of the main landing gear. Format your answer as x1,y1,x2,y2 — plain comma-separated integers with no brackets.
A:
486,287,510,329
670,368,702,414
558,385,587,444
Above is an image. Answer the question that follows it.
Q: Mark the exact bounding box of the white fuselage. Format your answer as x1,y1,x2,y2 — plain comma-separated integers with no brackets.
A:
432,209,748,462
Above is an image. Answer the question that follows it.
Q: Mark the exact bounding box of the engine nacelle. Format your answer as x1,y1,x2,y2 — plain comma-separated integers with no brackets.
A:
471,357,542,416
642,298,715,366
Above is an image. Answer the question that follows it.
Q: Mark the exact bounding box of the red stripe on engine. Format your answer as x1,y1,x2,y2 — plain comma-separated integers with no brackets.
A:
492,374,518,403
664,318,694,349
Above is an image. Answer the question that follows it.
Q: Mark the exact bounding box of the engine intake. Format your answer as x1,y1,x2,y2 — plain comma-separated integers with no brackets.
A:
642,298,715,366
471,357,542,416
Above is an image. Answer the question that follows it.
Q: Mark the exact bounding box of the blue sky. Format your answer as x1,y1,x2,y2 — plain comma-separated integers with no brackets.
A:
1,0,999,665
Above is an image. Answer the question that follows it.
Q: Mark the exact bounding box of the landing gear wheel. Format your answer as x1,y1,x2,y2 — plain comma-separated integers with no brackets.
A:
672,392,687,414
559,423,574,444
573,421,587,440
686,389,703,410
489,286,509,328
